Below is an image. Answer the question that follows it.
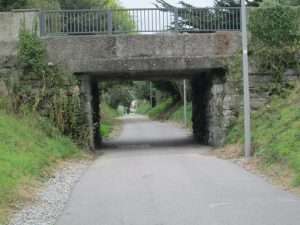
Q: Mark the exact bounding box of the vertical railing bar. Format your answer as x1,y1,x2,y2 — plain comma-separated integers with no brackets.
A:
58,12,60,33
55,12,57,33
226,9,229,30
78,11,81,33
162,10,164,31
65,12,67,33
136,9,139,32
101,12,103,33
228,9,232,30
92,11,95,32
49,13,51,34
46,13,49,34
61,12,64,33
216,8,219,30
237,8,240,30
233,8,235,30
221,9,223,31
155,9,157,32
166,11,169,31
151,9,154,32
53,12,55,33
96,11,98,32
209,9,212,31
201,9,204,31
101,11,103,33
214,9,216,31
76,12,79,33
81,11,84,33
70,12,72,33
71,12,73,33
89,12,91,33
174,8,178,32
147,9,149,32
135,10,137,33
39,12,45,36
51,13,54,34
235,8,237,30
47,13,49,34
158,9,160,32
107,10,113,34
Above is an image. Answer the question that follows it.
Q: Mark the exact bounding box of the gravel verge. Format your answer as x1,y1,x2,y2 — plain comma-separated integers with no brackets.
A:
8,159,92,225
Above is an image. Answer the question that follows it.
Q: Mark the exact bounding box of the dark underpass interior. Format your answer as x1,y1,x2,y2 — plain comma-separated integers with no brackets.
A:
79,68,227,150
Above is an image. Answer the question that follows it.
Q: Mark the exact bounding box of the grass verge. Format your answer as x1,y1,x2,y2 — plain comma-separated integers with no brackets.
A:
0,110,82,224
136,100,151,114
141,98,192,128
148,98,176,120
100,103,120,138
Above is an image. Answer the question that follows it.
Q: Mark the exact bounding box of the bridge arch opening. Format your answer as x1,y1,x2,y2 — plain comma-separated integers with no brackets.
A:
77,68,228,150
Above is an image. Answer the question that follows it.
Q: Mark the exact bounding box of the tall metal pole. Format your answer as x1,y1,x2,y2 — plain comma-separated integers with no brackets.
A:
241,0,252,158
183,79,187,126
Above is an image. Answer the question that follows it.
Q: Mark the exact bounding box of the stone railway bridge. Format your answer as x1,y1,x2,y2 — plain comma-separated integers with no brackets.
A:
44,32,241,149
1,9,260,149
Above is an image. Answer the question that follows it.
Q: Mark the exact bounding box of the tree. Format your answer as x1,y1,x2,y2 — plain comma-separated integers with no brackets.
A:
0,0,27,10
261,0,300,6
214,0,263,7
155,0,263,32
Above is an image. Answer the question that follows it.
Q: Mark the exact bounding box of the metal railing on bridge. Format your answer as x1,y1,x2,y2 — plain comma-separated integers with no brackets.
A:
39,8,241,36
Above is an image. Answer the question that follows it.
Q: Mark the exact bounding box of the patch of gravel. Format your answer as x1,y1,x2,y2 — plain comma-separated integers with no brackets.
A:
9,160,92,225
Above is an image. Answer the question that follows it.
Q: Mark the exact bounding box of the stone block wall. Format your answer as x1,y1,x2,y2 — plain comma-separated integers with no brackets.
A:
0,10,39,98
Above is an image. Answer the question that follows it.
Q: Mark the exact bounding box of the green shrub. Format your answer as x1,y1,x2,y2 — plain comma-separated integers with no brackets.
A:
249,6,300,47
248,6,300,85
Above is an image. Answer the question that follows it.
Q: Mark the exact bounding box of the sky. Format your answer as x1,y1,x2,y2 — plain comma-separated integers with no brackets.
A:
119,0,214,8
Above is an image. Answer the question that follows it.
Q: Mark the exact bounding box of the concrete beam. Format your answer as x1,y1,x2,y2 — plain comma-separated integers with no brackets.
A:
43,32,241,79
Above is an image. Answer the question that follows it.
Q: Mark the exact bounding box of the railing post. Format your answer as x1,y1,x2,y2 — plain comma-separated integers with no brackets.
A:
174,8,179,32
39,12,46,36
107,10,113,34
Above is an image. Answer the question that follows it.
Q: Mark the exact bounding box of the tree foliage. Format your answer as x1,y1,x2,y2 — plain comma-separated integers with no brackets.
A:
249,6,300,85
0,0,125,10
101,81,134,110
214,0,263,7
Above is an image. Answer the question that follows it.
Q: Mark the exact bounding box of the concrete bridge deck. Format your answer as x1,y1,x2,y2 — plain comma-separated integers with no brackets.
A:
43,32,240,79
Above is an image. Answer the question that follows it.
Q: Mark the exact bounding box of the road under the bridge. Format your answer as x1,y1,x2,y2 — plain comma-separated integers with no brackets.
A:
56,115,300,225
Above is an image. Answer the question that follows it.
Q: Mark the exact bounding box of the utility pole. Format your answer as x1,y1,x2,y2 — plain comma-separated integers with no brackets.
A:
183,79,187,126
241,0,252,158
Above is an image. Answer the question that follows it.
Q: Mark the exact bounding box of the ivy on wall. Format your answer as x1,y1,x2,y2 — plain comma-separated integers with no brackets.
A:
3,27,90,146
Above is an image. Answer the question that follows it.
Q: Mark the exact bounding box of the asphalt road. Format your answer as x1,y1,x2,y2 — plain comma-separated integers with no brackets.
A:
56,115,300,225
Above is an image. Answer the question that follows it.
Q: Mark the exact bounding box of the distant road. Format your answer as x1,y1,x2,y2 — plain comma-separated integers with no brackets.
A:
56,115,300,225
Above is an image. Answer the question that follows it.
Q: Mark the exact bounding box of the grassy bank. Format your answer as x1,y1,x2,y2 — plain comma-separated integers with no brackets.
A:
100,103,120,138
136,100,152,114
137,98,192,128
227,83,300,186
0,110,82,224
